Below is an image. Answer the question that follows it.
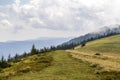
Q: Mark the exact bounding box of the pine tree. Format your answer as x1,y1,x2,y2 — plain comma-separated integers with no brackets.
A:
30,44,39,55
8,54,11,62
0,56,10,68
15,53,19,60
1,56,4,63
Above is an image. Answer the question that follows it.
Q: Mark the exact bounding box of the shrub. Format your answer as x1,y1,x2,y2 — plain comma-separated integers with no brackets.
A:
90,63,99,68
95,53,101,56
81,42,86,47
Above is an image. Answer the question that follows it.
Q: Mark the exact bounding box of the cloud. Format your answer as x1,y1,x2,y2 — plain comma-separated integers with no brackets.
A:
0,19,13,29
0,12,8,17
0,0,120,41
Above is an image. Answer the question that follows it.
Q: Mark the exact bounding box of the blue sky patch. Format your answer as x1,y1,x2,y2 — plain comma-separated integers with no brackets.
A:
0,0,14,5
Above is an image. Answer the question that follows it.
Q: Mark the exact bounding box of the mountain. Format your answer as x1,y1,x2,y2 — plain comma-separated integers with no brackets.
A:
59,25,120,47
0,37,71,58
68,34,120,80
1,35,120,80
74,34,120,54
69,25,120,44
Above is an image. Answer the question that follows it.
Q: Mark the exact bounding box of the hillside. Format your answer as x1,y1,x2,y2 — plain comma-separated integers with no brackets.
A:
0,51,100,80
57,25,120,50
75,34,120,54
67,34,120,79
0,37,70,58
0,35,120,80
67,25,120,44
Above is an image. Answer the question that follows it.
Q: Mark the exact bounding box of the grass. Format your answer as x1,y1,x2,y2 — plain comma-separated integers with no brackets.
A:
75,34,120,54
2,50,100,80
0,52,53,80
1,35,120,80
68,50,120,71
68,34,120,80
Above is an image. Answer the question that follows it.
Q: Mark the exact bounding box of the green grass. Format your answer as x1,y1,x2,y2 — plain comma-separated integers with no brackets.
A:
75,34,120,54
3,50,100,80
68,34,120,80
0,52,53,80
1,35,120,80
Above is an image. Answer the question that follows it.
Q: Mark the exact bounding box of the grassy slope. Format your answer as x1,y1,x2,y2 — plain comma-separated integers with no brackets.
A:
0,52,53,80
67,34,120,80
1,35,120,80
75,34,120,54
5,50,100,80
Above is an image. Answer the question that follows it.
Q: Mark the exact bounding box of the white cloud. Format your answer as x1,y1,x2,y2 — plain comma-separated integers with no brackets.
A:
0,12,8,17
0,19,13,29
0,0,120,41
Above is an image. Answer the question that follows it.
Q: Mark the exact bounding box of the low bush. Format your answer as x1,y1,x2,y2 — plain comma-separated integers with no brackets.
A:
95,53,101,56
90,63,99,68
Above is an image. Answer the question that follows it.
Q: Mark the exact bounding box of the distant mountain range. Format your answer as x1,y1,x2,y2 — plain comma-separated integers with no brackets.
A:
0,37,71,58
1,24,120,58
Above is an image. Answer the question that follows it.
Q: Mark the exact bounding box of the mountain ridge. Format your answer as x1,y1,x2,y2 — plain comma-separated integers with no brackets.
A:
0,37,71,58
62,25,120,45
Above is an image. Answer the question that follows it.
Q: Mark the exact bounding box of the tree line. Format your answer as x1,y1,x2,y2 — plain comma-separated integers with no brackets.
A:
56,30,120,50
0,32,120,69
0,44,56,69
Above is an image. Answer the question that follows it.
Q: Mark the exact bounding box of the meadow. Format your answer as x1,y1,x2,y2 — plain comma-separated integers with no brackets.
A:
1,35,120,80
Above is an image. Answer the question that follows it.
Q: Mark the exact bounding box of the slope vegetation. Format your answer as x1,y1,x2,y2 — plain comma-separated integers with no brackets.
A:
0,51,100,80
1,35,120,80
0,52,53,80
75,34,120,54
67,34,120,80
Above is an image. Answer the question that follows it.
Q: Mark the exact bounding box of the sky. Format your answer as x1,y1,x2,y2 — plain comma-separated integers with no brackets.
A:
0,0,120,42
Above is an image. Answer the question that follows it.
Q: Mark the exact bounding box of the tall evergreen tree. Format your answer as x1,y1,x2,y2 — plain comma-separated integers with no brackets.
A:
8,54,11,62
0,56,10,68
30,44,39,54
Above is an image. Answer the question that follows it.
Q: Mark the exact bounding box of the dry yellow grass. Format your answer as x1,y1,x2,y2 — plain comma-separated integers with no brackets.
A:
68,35,120,75
2,50,100,80
67,50,120,73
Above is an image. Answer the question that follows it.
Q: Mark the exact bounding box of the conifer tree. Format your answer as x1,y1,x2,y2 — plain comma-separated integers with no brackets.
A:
8,54,11,62
30,44,39,54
